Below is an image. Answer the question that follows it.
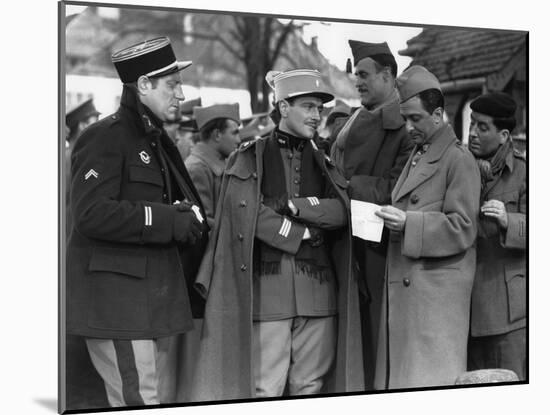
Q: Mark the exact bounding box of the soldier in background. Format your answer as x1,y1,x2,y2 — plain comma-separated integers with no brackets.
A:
329,40,413,389
467,92,526,380
185,104,241,228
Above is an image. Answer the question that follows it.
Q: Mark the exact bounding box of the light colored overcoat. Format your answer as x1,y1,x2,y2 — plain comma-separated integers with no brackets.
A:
374,124,481,389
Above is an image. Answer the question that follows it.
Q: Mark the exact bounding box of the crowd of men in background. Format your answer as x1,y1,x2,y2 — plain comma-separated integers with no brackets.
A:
64,35,526,410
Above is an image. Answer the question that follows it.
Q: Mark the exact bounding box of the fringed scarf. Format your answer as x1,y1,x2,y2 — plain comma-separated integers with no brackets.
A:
255,128,333,282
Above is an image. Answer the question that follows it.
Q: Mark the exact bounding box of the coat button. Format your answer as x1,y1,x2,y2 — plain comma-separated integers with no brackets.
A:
239,200,247,207
163,193,168,200
403,278,411,287
240,264,247,271
293,178,300,184
252,172,258,180
295,166,300,172
294,193,299,198
288,153,293,159
151,142,157,147
237,233,244,241
410,194,419,204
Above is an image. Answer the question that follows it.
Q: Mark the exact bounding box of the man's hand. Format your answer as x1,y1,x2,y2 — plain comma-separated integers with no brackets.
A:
173,202,203,244
481,199,508,229
375,205,406,232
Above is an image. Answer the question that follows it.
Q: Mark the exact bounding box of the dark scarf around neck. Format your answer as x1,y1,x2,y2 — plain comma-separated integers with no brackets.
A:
256,129,333,282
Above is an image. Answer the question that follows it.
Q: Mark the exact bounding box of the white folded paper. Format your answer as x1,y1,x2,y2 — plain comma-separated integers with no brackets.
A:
350,199,384,242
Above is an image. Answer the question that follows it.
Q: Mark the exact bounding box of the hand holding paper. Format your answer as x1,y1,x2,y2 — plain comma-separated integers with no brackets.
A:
350,200,384,242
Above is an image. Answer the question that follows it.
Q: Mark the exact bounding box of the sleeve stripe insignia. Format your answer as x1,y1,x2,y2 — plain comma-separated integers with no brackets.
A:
144,205,152,226
279,217,291,238
84,169,99,180
307,196,320,206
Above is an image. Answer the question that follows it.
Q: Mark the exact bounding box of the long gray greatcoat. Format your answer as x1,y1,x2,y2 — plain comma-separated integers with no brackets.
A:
189,136,364,401
374,124,481,389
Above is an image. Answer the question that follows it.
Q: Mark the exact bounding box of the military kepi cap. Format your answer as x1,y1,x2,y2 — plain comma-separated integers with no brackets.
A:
470,92,516,118
265,69,334,103
194,103,240,130
396,65,441,103
66,98,100,130
348,40,394,66
111,37,192,83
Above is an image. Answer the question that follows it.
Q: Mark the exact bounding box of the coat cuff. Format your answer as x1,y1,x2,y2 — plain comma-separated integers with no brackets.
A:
141,203,177,244
402,210,423,259
501,212,526,249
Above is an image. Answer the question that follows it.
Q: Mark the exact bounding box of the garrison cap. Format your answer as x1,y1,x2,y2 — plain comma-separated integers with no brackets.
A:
470,92,517,119
111,37,192,83
66,98,100,130
396,65,441,103
193,103,240,130
348,40,394,66
265,69,334,104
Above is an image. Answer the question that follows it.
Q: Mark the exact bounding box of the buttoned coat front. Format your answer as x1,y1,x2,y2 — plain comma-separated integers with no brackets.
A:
470,150,526,337
374,124,481,389
330,100,413,387
189,136,364,401
66,86,208,340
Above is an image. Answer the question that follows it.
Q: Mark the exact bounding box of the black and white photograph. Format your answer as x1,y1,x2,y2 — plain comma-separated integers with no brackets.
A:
4,0,546,414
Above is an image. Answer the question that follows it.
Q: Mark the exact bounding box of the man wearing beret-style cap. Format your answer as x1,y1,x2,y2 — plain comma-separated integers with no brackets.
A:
190,69,364,400
184,103,241,229
65,36,209,408
329,39,413,390
374,65,481,389
467,92,526,380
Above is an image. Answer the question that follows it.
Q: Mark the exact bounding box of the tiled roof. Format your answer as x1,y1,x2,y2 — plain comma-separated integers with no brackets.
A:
399,28,527,82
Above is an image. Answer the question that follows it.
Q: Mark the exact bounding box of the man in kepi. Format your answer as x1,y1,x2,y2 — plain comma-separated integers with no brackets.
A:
66,37,208,407
329,40,412,389
190,69,364,400
467,92,526,380
375,66,480,389
185,103,241,228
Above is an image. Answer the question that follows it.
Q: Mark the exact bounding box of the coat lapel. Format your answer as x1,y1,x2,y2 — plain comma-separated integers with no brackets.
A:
393,124,457,203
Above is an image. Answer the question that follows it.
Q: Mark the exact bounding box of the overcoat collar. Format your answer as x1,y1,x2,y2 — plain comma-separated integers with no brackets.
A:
119,85,163,138
392,123,457,202
189,142,226,176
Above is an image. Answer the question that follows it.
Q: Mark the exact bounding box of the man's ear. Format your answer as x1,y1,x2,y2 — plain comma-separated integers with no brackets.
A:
498,128,511,144
136,75,151,96
279,100,289,118
432,107,444,124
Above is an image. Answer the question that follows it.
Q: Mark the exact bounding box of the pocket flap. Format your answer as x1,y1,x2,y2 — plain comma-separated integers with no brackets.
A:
504,264,526,323
89,248,147,279
128,165,163,186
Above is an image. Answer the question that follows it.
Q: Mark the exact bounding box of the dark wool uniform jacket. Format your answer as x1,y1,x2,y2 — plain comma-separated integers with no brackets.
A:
66,86,208,339
470,149,526,337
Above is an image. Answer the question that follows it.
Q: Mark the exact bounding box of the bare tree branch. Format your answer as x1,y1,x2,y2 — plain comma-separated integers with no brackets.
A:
268,21,296,68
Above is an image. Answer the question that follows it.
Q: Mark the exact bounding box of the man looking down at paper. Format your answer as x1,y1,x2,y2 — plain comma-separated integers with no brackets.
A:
374,66,480,389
